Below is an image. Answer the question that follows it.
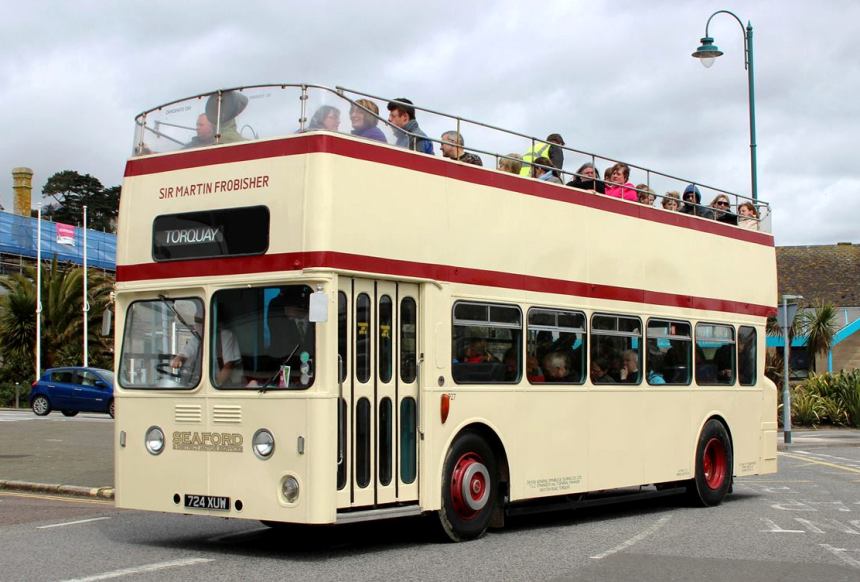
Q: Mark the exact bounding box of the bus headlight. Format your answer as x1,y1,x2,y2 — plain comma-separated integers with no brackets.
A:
145,426,165,455
282,475,300,503
252,429,275,459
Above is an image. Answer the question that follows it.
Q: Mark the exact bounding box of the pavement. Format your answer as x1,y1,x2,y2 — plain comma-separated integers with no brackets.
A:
0,408,859,501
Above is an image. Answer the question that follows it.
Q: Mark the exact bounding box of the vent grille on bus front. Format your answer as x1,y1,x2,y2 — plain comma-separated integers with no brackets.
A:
174,404,202,424
212,405,242,424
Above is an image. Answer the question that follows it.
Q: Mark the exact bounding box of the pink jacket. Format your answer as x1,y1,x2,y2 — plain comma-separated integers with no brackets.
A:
605,182,638,201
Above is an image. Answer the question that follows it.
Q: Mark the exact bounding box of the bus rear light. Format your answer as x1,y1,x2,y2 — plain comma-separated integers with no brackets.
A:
441,393,450,424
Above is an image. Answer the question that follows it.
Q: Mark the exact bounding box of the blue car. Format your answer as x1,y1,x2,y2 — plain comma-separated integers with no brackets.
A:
30,367,115,418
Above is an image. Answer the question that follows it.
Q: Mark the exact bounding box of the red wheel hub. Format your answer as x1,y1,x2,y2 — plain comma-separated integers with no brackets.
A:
450,452,490,520
702,437,727,490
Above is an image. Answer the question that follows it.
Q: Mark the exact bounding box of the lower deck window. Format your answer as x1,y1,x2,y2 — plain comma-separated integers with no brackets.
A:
695,323,735,385
527,308,586,384
590,314,643,385
452,302,522,383
646,319,692,385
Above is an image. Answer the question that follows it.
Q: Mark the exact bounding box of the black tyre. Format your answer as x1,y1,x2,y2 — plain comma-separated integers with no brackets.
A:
687,419,733,506
108,400,115,419
438,432,498,542
32,395,51,416
61,410,79,417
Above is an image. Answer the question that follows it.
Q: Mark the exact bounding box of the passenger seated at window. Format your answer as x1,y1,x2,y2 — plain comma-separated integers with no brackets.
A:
709,194,738,225
497,153,523,174
526,353,545,383
619,350,640,383
531,157,562,184
542,351,572,382
566,162,604,193
460,338,496,364
662,191,681,211
695,346,717,384
308,105,341,131
204,91,248,144
441,131,483,166
646,353,667,384
502,348,520,381
737,202,759,230
714,343,735,383
636,185,656,206
604,163,637,201
590,359,613,384
350,99,387,142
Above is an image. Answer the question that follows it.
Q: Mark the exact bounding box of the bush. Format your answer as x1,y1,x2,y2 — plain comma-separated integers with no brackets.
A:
794,370,860,428
0,383,31,408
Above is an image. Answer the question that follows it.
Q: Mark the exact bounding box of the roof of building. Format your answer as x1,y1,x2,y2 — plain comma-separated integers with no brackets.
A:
777,242,860,307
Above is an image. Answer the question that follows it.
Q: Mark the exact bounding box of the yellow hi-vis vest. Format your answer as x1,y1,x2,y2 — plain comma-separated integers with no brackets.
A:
519,141,552,176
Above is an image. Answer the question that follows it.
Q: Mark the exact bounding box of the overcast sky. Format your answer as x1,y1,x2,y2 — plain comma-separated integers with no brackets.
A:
0,0,856,246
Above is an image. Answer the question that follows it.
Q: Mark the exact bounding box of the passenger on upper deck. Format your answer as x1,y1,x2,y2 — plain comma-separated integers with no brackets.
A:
532,157,562,184
349,99,387,143
737,202,759,230
604,163,637,201
440,131,483,166
709,194,738,225
204,91,248,144
662,191,681,211
497,154,523,174
636,185,656,206
680,184,707,217
566,162,605,193
308,105,341,131
387,98,434,155
186,114,215,148
520,133,564,177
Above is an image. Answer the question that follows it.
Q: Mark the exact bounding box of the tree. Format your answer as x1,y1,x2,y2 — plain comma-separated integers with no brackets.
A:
798,302,838,372
0,259,114,381
41,170,120,232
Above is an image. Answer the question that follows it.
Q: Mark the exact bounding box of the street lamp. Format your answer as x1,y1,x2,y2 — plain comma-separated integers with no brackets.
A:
779,294,803,444
691,10,758,203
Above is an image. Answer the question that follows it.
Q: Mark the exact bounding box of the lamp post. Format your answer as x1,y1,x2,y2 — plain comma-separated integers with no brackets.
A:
779,294,803,444
691,10,758,203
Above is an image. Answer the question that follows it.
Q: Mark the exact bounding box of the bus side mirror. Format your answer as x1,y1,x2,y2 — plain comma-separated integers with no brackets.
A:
309,291,328,323
101,309,113,336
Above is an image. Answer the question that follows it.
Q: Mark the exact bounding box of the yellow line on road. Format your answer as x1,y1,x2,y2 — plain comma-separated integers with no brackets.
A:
779,452,860,475
0,491,114,506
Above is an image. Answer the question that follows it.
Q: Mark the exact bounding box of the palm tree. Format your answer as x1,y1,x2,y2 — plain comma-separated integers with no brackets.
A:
797,302,838,372
0,258,114,380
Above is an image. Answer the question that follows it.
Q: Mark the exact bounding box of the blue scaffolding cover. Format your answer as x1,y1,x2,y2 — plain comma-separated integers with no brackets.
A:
0,210,116,270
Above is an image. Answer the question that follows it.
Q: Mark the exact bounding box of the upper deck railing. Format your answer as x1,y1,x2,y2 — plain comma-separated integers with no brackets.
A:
132,83,772,233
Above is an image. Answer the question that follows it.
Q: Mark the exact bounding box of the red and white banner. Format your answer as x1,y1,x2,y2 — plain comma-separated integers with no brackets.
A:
56,222,75,246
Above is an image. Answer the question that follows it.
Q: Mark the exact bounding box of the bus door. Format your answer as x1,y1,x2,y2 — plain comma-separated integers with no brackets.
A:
337,278,420,509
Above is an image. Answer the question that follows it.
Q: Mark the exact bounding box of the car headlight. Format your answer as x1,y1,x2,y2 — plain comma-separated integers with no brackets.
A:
282,475,300,503
252,429,275,459
145,426,165,455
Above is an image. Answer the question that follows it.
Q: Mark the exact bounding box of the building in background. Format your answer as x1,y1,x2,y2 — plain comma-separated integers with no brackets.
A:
772,242,860,376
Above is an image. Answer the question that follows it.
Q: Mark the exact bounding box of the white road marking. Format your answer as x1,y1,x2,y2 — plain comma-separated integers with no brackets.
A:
37,516,112,529
590,515,671,559
820,543,860,570
60,558,214,581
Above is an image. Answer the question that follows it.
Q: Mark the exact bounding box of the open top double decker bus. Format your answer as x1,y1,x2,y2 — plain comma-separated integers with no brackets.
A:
115,84,777,541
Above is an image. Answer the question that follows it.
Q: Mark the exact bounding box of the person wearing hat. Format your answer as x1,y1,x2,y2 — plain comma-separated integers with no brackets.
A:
201,90,249,145
520,133,565,177
680,184,709,217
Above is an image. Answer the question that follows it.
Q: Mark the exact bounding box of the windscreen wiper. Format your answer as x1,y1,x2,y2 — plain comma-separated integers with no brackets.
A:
259,343,301,393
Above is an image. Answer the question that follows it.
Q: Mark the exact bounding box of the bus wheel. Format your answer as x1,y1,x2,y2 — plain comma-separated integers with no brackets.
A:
688,419,733,507
438,432,497,542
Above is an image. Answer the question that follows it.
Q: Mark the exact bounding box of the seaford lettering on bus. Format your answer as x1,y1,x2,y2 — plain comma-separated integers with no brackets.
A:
160,226,223,246
173,431,244,452
158,175,269,200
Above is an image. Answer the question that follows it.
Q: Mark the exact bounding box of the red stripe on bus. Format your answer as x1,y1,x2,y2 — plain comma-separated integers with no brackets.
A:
124,134,774,247
115,250,776,318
